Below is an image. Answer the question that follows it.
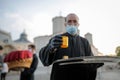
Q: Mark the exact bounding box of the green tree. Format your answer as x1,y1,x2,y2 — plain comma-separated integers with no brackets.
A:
115,46,120,56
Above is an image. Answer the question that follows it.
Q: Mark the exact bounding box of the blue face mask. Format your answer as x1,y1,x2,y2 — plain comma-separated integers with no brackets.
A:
66,25,78,35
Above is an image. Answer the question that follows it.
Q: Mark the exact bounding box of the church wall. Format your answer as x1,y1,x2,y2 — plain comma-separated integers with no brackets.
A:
52,16,65,34
12,42,31,50
0,31,12,44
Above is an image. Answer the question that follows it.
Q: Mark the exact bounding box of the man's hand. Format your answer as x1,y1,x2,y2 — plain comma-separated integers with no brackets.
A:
49,35,62,49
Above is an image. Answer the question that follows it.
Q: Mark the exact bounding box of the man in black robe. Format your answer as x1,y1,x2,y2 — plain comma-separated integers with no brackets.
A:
20,44,38,80
39,13,96,80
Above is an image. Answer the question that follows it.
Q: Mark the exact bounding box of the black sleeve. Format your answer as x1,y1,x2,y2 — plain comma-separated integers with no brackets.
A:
81,38,93,56
39,34,64,66
39,44,56,66
85,39,93,56
27,54,38,74
39,37,58,66
0,56,3,67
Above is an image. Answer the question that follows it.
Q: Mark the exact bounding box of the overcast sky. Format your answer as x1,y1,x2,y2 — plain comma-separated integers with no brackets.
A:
0,0,120,55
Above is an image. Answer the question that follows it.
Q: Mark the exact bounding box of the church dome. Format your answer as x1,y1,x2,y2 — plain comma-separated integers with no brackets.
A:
14,30,31,43
20,31,27,40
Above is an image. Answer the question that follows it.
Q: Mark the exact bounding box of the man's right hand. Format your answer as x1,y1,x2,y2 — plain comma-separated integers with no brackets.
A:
49,35,63,49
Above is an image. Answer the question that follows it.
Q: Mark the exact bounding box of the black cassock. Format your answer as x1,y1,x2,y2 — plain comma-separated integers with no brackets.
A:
39,32,98,80
20,54,38,80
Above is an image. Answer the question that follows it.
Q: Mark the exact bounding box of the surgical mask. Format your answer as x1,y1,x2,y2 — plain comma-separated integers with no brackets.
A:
28,49,35,54
66,25,78,35
28,49,32,52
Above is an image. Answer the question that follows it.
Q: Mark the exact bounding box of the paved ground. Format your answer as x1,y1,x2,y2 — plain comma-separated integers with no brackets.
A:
6,73,50,80
5,65,120,80
6,70,120,80
5,66,51,80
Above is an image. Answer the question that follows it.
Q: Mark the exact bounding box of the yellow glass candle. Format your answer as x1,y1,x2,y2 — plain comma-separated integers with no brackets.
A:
61,36,68,48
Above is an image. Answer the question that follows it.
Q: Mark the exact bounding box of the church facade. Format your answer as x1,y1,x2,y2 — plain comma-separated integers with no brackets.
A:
0,29,32,55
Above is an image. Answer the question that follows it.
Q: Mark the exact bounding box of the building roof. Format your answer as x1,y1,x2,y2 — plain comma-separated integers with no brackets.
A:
14,31,31,43
0,29,11,38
